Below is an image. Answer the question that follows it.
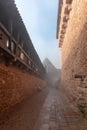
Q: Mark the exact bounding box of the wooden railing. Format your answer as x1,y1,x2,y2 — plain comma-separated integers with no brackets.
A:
0,22,42,77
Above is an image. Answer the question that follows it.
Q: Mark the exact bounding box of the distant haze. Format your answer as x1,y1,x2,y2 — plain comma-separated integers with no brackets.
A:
43,58,61,85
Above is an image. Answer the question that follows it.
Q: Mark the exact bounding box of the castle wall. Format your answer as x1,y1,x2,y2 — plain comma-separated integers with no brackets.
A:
61,0,87,111
0,0,46,113
0,59,45,112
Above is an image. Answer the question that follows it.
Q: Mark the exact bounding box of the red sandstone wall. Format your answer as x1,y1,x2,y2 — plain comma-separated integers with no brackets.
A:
0,59,45,112
61,0,87,111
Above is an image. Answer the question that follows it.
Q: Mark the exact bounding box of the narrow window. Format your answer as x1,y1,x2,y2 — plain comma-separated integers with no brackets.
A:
6,40,9,48
20,52,24,60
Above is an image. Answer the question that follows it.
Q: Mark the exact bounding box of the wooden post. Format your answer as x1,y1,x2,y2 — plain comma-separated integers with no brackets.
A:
8,20,13,50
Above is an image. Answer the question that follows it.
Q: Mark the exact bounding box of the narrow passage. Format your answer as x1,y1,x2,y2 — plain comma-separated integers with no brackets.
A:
0,85,87,130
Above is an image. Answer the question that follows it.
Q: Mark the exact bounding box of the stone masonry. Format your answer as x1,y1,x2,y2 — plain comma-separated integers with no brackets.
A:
57,0,87,116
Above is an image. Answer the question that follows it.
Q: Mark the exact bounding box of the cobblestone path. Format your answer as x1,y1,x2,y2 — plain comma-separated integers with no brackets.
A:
0,86,87,130
34,87,87,130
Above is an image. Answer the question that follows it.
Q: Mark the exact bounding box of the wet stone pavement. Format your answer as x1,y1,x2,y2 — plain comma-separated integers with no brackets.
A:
0,86,87,130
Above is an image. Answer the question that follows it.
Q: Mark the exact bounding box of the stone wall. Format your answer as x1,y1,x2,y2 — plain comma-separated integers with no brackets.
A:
0,57,45,112
61,0,87,114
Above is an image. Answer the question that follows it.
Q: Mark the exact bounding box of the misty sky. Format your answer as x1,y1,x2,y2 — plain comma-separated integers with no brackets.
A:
15,0,61,68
